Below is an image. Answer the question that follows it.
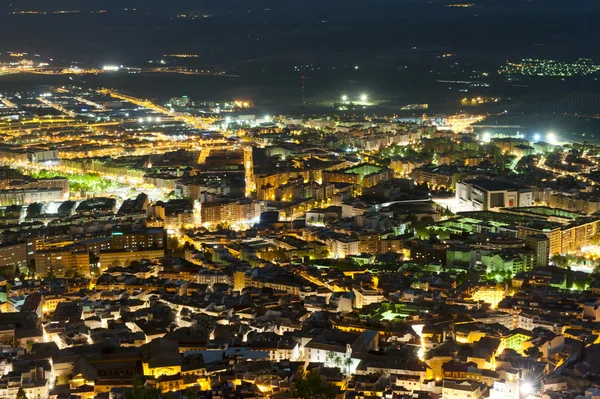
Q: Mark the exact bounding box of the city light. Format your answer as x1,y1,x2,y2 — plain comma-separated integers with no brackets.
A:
0,50,595,398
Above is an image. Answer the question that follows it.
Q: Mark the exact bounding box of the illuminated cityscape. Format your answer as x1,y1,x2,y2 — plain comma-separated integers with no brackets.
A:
0,1,600,399
499,58,600,78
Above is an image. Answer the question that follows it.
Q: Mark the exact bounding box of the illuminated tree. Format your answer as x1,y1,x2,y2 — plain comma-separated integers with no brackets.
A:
293,372,335,399
44,268,57,281
16,387,28,399
343,357,353,376
326,351,335,365
525,345,540,360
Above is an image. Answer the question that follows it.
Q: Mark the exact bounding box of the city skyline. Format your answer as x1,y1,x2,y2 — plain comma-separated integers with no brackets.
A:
0,1,600,399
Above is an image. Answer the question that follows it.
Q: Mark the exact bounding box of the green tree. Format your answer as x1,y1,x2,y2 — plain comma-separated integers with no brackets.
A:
16,387,28,399
525,345,540,360
27,259,36,278
333,355,342,368
90,265,101,276
216,222,231,231
293,372,335,399
44,268,57,281
343,357,353,376
125,378,161,399
551,254,569,269
326,351,335,365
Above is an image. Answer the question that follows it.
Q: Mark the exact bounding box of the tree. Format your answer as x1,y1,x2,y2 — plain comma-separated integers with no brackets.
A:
326,351,335,365
27,259,35,278
551,254,569,269
125,378,163,399
16,387,28,399
44,268,56,281
293,372,335,399
216,221,231,231
525,345,540,360
333,355,342,368
90,265,101,276
343,356,353,376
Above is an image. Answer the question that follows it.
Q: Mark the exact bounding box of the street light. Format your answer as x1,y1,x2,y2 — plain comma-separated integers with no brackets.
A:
360,94,368,102
341,95,348,102
521,381,533,395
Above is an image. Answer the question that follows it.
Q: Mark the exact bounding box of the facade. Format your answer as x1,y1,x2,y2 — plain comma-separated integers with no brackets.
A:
0,188,67,206
200,199,265,226
99,248,165,269
525,234,550,267
442,380,486,399
0,241,28,275
34,249,90,277
111,228,165,250
327,236,360,259
456,179,533,210
352,286,386,309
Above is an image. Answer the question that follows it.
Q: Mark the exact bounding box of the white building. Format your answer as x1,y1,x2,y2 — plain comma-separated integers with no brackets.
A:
304,330,378,375
327,236,360,258
352,286,386,309
489,369,520,399
442,380,486,399
456,179,532,211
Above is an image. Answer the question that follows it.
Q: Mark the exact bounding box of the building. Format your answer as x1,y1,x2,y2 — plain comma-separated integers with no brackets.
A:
151,199,195,230
0,188,67,206
352,286,386,309
34,249,90,278
442,380,486,399
99,248,165,269
525,234,550,267
456,179,533,211
111,227,165,250
488,370,520,399
469,285,506,309
304,329,378,375
0,241,28,275
327,235,360,259
200,199,265,226
76,198,117,216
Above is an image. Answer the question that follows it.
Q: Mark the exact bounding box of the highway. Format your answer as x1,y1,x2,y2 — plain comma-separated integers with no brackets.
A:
536,155,599,186
0,97,16,108
97,89,217,130
37,96,77,117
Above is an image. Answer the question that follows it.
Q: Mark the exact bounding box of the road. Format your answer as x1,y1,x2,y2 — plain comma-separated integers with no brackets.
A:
536,155,599,186
37,96,77,117
97,89,217,130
